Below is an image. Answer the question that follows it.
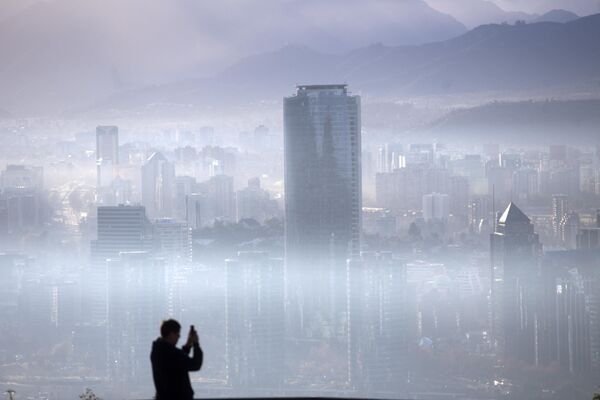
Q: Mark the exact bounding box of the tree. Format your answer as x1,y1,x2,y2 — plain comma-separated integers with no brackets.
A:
79,388,101,400
408,222,422,241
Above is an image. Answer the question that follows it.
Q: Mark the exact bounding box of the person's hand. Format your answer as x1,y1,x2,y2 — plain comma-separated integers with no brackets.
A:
185,327,195,347
191,329,200,345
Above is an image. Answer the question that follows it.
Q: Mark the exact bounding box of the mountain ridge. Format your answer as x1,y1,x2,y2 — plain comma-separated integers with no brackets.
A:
0,0,467,116
90,14,600,113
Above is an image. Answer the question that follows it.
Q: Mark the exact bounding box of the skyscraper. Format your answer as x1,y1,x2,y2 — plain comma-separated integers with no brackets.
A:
490,202,542,363
283,84,361,333
284,84,361,266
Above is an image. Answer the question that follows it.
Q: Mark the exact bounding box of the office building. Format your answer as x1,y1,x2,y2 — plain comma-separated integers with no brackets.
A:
284,84,361,264
91,205,152,263
283,84,361,333
490,202,542,363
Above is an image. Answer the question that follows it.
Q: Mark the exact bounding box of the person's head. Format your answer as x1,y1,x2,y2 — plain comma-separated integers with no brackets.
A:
160,319,181,345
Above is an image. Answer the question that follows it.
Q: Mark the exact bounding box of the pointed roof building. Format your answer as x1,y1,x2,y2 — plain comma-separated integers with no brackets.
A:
499,202,530,224
496,202,534,235
146,151,167,164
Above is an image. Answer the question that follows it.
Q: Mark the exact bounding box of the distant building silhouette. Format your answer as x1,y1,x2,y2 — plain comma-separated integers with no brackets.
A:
142,152,176,219
0,165,44,234
96,126,119,188
235,178,279,223
185,174,235,228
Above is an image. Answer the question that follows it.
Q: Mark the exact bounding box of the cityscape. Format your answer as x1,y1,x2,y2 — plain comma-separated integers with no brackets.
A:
1,1,600,400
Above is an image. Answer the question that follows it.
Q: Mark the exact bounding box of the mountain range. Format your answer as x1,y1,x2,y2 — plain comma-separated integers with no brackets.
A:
0,1,597,117
426,0,535,28
93,14,600,114
0,0,468,116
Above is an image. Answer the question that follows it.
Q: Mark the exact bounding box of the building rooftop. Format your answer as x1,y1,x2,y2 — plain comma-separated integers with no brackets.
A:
293,84,350,97
296,84,347,91
498,202,530,225
147,151,167,163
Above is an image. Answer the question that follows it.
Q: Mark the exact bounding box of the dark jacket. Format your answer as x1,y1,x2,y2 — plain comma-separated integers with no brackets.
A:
150,338,203,400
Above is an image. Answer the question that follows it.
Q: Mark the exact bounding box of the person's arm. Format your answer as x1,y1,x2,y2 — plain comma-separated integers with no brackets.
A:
182,327,195,354
188,342,203,371
177,342,203,371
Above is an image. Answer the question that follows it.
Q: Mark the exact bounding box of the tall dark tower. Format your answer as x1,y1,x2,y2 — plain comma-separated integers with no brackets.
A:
490,202,542,363
283,84,361,334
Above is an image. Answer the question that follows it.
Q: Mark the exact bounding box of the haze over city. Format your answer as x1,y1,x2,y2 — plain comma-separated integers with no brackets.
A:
0,1,600,399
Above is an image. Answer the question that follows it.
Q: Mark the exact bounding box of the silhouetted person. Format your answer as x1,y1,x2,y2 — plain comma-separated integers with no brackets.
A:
151,319,203,400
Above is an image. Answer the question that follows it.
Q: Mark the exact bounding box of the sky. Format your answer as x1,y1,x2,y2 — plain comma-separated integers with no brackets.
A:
492,0,600,15
2,0,600,21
